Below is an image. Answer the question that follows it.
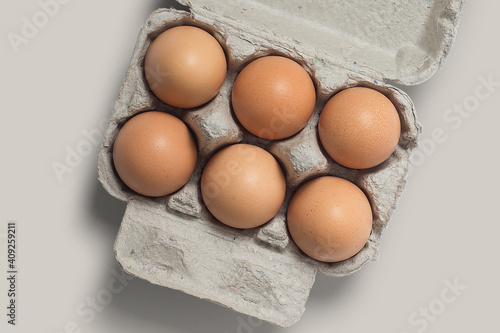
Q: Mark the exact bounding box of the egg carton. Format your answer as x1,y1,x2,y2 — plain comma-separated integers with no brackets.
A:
97,0,465,327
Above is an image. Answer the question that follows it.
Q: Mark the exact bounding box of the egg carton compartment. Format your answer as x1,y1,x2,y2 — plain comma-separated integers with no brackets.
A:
98,0,464,327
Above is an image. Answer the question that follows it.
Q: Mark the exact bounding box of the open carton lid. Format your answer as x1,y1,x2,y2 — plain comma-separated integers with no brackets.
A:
178,0,466,85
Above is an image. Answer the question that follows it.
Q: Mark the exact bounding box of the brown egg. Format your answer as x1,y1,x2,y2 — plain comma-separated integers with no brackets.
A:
201,144,286,229
112,111,197,197
318,87,401,169
287,176,373,263
232,56,316,140
144,26,227,109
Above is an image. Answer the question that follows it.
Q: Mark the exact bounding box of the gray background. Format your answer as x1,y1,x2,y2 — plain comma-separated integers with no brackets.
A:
1,0,498,332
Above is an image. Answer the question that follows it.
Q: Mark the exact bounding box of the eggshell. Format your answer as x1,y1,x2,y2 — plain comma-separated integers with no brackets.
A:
144,26,227,109
287,176,373,263
201,143,286,229
112,111,197,197
232,56,316,140
318,87,401,169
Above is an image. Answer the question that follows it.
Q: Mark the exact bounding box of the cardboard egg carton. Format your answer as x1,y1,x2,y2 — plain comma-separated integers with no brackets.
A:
97,0,465,327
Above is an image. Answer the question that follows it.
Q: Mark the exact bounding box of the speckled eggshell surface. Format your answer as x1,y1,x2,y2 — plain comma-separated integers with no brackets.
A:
112,111,198,197
232,56,316,140
144,25,227,109
201,143,286,229
287,176,373,263
318,87,401,170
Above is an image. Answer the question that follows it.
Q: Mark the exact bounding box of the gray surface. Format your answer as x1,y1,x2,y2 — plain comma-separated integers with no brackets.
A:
1,0,499,333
